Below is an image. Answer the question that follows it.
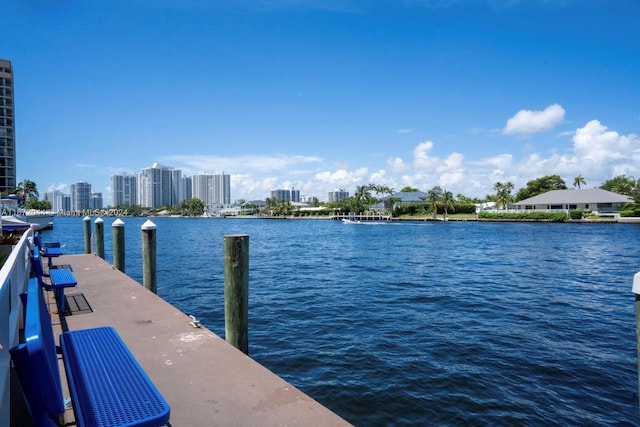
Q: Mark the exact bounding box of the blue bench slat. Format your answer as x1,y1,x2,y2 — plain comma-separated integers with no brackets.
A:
60,327,170,427
43,246,63,257
9,278,66,425
11,278,171,427
31,246,77,312
49,269,77,288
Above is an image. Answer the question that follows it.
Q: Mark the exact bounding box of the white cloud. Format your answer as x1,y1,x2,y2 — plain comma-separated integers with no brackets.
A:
573,120,632,162
482,154,513,169
315,167,368,184
438,152,464,172
397,128,415,134
503,103,565,135
413,141,439,170
387,156,408,171
46,183,68,192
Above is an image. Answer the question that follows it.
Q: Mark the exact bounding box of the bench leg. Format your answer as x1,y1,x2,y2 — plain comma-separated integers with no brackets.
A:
54,288,66,313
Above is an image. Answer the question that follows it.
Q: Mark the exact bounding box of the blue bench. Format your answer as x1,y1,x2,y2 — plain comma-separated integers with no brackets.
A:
10,278,171,427
30,247,77,313
34,233,63,270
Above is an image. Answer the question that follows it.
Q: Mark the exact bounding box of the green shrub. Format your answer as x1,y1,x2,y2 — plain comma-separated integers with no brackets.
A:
569,209,587,220
620,210,640,217
478,211,567,222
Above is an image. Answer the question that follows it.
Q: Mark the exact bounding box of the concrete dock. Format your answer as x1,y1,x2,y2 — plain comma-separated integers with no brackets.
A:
12,253,351,427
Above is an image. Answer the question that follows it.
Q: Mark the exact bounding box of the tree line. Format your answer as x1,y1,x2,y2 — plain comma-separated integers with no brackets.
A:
9,173,640,217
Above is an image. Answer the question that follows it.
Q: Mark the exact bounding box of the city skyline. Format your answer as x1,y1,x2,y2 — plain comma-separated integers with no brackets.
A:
4,1,639,203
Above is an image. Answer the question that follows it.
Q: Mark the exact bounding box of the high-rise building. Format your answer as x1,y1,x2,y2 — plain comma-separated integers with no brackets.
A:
44,189,64,213
61,194,71,212
271,187,299,202
137,163,182,208
182,176,192,202
329,189,349,203
192,172,230,205
270,189,291,202
90,193,103,209
0,59,16,194
290,187,300,203
70,181,91,211
111,173,138,207
170,168,183,206
211,172,230,205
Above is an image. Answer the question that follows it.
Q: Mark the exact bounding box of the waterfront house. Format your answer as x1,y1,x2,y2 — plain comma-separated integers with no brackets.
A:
512,188,632,214
371,191,429,210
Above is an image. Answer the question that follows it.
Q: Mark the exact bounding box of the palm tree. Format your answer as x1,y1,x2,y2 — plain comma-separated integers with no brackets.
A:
353,185,373,214
573,175,586,189
441,189,455,221
493,181,514,209
13,179,39,207
426,186,442,220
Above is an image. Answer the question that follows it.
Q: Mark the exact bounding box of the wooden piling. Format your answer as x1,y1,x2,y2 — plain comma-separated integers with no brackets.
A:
112,218,125,273
224,234,249,355
95,217,104,259
83,216,92,254
141,220,157,294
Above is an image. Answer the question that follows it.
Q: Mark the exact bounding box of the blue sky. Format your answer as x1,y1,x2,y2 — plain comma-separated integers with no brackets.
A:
4,0,639,203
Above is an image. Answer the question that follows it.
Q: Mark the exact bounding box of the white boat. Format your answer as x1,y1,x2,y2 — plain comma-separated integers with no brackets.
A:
0,215,30,231
342,218,361,224
1,196,54,231
25,212,55,231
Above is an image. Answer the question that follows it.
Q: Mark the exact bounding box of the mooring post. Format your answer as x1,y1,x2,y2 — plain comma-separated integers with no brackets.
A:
633,272,640,413
95,217,104,259
83,216,92,254
141,220,157,294
224,234,249,355
112,218,125,273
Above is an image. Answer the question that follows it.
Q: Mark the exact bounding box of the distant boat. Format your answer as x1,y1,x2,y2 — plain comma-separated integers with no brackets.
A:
342,219,361,224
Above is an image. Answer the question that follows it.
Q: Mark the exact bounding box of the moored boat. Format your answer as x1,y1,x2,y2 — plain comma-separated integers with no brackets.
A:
0,215,30,231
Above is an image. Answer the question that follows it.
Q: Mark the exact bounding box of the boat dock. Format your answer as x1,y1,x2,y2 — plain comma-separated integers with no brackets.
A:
9,252,351,426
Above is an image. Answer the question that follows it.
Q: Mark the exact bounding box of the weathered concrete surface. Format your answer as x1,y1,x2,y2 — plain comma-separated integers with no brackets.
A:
53,254,351,427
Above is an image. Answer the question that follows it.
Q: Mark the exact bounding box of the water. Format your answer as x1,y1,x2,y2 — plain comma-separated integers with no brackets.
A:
43,217,640,426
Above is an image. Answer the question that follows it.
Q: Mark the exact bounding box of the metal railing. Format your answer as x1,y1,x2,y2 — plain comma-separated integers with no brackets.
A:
0,229,32,426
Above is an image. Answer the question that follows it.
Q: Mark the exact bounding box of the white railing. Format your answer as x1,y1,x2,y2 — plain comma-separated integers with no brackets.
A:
0,229,32,427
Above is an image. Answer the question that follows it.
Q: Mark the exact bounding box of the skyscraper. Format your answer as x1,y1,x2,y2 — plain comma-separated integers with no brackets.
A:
137,163,181,208
111,173,138,207
44,189,64,213
0,59,16,194
192,172,230,205
329,189,349,203
70,181,91,211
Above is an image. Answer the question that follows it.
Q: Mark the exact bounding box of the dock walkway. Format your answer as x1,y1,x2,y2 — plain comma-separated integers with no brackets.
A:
12,254,351,427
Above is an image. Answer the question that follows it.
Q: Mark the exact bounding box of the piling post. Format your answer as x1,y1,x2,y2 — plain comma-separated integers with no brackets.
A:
224,234,249,355
634,272,640,413
95,217,104,259
112,218,125,273
83,216,92,254
141,220,157,294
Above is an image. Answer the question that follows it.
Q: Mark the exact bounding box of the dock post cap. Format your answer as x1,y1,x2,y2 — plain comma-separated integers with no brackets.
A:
112,218,125,227
633,271,640,295
141,219,156,230
83,216,91,221
95,217,104,224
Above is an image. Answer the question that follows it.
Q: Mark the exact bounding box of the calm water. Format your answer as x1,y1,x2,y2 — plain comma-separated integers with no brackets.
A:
44,217,639,426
